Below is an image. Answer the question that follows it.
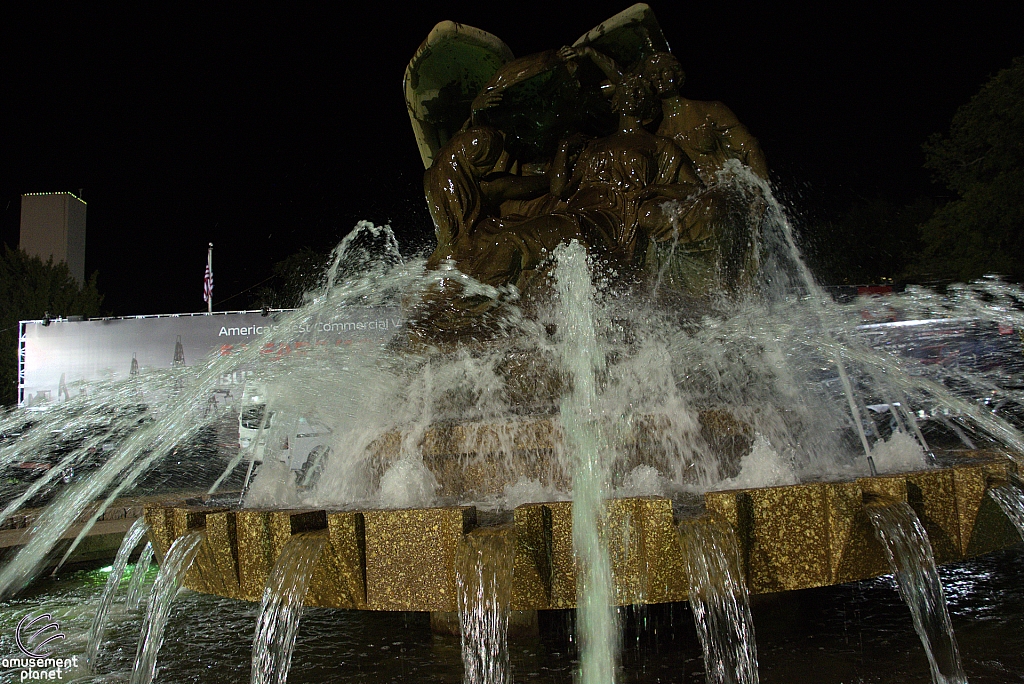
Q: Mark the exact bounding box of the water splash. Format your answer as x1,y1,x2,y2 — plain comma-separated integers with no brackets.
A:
988,481,1024,539
130,531,205,684
678,517,759,684
251,531,327,684
125,541,155,611
456,526,514,684
554,241,619,684
85,517,150,670
866,500,967,684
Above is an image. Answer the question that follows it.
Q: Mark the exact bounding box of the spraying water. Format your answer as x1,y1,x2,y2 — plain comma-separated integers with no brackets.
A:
125,540,155,611
987,482,1024,539
866,500,967,684
130,531,205,684
251,531,327,684
456,526,514,684
85,517,150,670
678,517,759,684
554,241,619,684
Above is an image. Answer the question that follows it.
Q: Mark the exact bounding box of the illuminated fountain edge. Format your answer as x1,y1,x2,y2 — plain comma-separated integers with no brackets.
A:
144,450,1020,613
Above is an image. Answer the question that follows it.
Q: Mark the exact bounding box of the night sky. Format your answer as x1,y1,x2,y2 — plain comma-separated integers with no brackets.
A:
1,2,1021,316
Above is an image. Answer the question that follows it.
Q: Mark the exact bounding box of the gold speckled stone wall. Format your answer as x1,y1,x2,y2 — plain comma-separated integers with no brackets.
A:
744,483,832,593
363,506,476,611
542,501,576,608
305,511,367,609
233,509,326,600
168,505,228,594
634,497,689,605
143,505,174,563
523,497,690,609
906,468,960,564
512,503,552,609
954,459,1019,556
144,454,1021,613
198,510,243,599
604,498,646,606
824,481,890,585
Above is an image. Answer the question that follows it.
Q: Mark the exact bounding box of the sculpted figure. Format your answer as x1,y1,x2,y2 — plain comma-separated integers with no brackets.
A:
640,52,768,184
409,9,770,323
423,125,548,273
548,75,702,263
426,76,709,296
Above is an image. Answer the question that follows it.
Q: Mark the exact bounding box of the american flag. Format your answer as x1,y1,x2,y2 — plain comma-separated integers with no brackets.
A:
203,243,213,305
203,263,213,302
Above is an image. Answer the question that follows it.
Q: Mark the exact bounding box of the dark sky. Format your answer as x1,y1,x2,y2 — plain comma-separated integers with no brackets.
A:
1,2,1021,316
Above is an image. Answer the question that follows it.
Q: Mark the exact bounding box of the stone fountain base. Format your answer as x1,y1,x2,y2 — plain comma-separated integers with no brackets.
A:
144,450,1020,613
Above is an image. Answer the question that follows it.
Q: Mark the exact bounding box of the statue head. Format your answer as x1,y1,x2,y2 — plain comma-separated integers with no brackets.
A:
639,52,685,98
611,75,657,120
444,126,504,178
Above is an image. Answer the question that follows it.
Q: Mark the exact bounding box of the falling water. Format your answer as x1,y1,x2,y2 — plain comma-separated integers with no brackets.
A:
678,517,759,684
988,482,1024,539
866,500,967,684
130,531,205,684
456,526,514,684
554,240,619,684
85,517,150,670
251,531,327,684
125,541,155,611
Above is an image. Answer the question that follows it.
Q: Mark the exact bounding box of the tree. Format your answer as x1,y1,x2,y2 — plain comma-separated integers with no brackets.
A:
0,247,103,405
805,196,931,285
248,247,330,310
911,57,1024,282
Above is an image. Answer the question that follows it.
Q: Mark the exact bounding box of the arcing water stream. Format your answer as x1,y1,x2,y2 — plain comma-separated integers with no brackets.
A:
456,527,514,684
130,531,205,684
679,517,759,684
867,500,967,684
251,532,328,684
124,540,155,611
85,517,149,669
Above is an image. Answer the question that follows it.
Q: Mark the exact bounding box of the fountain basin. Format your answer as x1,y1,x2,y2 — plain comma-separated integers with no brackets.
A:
361,412,751,499
142,451,1020,612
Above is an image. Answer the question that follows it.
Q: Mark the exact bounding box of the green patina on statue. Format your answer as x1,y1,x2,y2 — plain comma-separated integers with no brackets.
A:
405,4,767,323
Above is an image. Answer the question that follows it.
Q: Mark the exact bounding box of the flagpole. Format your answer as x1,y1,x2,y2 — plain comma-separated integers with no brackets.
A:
207,243,213,313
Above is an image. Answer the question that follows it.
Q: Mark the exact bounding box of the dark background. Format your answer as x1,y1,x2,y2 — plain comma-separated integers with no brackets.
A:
2,2,1022,315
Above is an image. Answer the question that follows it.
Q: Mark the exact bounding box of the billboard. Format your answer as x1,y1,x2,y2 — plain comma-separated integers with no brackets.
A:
19,308,402,407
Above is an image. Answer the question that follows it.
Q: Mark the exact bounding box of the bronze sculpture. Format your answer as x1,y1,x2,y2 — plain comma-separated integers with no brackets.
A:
405,4,768,322
640,52,767,184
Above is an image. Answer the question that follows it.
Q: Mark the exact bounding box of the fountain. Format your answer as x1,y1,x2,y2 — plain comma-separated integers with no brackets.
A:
1,4,1023,684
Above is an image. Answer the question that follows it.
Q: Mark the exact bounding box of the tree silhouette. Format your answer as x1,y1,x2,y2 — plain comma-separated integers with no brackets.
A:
911,57,1024,282
0,247,103,405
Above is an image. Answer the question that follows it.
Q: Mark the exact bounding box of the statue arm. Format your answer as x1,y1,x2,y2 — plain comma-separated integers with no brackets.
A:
479,173,550,203
558,46,623,85
708,102,769,179
470,89,503,126
549,135,588,198
642,138,703,202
